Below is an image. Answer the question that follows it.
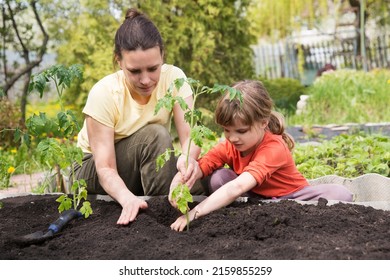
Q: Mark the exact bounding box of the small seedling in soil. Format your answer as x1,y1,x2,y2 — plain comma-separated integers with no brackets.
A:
170,182,193,231
155,78,241,230
56,178,92,218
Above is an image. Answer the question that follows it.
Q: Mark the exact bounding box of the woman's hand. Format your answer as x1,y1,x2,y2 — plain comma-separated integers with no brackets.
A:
86,116,148,225
116,196,148,225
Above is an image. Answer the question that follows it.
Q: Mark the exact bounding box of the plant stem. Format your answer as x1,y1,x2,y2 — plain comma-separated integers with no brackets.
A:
183,83,202,231
185,90,198,167
54,163,62,192
52,78,65,112
185,212,190,231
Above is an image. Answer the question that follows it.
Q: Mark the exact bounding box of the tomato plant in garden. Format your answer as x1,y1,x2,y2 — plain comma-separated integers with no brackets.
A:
21,64,92,218
155,78,241,230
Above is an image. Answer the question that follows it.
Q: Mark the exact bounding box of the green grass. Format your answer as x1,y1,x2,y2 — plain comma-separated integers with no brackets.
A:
288,69,390,126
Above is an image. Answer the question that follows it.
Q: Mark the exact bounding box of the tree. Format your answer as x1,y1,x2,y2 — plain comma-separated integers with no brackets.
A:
0,0,81,123
133,0,256,86
1,0,49,124
54,0,118,107
247,0,390,40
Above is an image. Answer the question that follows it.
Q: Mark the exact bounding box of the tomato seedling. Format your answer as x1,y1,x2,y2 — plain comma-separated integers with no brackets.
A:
155,78,241,230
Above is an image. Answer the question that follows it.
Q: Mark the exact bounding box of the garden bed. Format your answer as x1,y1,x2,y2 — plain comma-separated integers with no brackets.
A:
1,194,390,260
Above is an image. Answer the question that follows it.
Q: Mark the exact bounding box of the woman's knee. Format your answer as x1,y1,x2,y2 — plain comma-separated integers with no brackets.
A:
141,124,171,144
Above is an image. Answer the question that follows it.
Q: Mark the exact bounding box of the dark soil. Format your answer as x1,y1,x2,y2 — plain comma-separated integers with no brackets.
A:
1,194,390,260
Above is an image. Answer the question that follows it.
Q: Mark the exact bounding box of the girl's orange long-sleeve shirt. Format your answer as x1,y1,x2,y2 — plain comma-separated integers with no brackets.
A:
198,131,308,198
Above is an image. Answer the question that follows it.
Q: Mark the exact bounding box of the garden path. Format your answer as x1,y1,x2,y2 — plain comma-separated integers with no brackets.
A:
0,172,45,195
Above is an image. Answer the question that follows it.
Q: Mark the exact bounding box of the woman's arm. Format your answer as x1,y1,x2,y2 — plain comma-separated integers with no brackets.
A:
173,95,201,186
170,172,257,232
86,116,148,225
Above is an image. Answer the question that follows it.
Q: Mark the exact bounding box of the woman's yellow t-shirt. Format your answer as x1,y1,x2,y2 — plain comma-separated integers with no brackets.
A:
77,64,192,153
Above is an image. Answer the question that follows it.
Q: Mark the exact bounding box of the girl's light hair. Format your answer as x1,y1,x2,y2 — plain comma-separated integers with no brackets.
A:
215,80,295,150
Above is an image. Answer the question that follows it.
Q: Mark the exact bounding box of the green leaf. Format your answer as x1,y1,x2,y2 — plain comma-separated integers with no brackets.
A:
36,138,66,168
156,148,175,171
79,187,88,201
80,201,93,218
175,96,189,111
56,194,72,213
191,126,203,147
171,183,193,216
185,78,201,87
13,128,22,143
190,125,215,147
201,126,217,141
174,77,186,90
154,92,175,114
227,87,243,103
28,72,48,97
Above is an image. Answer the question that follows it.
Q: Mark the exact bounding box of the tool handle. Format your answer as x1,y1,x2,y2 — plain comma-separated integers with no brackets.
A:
48,209,82,234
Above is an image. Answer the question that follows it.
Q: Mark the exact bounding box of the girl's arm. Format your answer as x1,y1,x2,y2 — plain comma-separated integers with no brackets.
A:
86,116,148,225
173,95,201,186
170,171,258,231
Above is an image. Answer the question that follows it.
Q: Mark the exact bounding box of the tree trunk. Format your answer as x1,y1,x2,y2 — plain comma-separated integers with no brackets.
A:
2,0,49,123
20,71,32,125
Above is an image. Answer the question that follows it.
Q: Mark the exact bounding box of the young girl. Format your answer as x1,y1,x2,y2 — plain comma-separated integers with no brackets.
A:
169,80,353,232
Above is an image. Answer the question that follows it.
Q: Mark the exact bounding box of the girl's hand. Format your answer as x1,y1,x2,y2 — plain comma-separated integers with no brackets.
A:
176,155,201,188
170,209,199,232
170,215,188,232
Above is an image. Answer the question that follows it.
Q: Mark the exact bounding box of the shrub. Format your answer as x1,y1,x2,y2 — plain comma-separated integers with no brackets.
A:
260,77,307,116
0,97,22,149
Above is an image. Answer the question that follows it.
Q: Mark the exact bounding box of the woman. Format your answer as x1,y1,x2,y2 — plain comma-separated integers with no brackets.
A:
74,8,201,225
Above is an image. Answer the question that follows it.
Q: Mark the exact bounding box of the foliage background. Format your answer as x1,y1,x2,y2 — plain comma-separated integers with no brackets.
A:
55,0,256,108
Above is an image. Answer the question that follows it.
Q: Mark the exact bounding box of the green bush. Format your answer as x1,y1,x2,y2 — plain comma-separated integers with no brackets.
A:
0,97,22,149
260,77,307,116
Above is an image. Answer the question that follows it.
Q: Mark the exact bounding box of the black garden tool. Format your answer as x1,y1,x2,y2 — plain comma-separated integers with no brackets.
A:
15,209,82,245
